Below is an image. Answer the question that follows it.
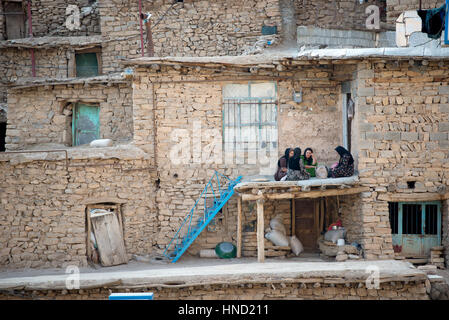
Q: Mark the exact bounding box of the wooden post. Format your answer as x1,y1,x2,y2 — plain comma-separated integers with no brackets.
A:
256,193,265,263
237,196,242,258
291,198,295,236
320,198,325,234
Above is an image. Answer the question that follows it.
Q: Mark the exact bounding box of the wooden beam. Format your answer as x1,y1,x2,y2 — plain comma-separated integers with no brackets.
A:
241,186,370,201
237,196,242,258
291,198,295,237
377,192,449,202
320,198,325,234
256,193,265,263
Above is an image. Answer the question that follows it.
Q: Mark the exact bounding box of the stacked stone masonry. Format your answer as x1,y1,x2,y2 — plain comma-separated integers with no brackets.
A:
0,0,100,40
386,0,446,24
0,158,157,269
5,83,133,150
0,280,430,300
295,0,387,31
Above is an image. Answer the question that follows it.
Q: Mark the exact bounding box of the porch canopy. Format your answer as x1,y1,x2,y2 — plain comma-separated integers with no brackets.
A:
233,175,369,262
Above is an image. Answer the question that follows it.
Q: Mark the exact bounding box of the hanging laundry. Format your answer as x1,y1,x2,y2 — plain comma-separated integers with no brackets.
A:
417,4,446,39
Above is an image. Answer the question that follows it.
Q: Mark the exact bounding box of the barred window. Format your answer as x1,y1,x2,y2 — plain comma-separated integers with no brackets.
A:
222,83,277,163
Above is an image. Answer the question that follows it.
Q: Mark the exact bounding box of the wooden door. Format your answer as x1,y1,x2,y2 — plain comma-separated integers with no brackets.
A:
295,199,319,252
73,103,100,146
90,210,128,266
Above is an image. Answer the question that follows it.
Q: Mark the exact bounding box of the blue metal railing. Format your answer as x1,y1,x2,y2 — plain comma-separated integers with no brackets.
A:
163,171,242,263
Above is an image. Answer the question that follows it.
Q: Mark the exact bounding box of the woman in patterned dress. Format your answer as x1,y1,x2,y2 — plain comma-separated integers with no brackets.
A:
328,146,354,178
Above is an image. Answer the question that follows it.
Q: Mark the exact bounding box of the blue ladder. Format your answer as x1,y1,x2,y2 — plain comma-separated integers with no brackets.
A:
163,171,242,263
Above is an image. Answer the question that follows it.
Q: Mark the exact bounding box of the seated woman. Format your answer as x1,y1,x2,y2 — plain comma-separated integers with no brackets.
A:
274,148,293,181
302,147,318,178
285,147,310,181
328,146,354,178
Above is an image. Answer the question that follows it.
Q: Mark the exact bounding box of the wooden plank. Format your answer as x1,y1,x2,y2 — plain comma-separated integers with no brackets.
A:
86,205,92,261
318,198,325,235
90,210,128,267
377,192,448,202
241,186,369,201
315,201,320,241
237,196,242,258
291,198,295,236
256,196,265,263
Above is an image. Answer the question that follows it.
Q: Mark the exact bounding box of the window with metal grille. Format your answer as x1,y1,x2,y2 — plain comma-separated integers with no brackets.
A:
222,82,277,158
75,48,102,78
388,202,441,235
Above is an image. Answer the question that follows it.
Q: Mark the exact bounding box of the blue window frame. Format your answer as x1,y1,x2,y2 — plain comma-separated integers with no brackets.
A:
444,0,449,44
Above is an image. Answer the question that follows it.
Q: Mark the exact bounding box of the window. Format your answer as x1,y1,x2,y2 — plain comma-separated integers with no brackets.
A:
74,47,102,77
388,202,441,235
72,103,100,146
222,82,277,163
3,1,25,40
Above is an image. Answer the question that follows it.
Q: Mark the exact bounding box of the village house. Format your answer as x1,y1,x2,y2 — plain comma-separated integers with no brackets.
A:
0,0,448,300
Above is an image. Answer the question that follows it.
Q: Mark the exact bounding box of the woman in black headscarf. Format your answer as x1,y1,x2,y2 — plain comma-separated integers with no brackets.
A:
274,148,293,181
328,146,354,178
285,147,310,181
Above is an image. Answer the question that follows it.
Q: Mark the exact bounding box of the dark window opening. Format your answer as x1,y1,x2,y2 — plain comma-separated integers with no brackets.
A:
425,204,438,235
3,1,26,40
388,202,399,234
407,181,416,189
0,122,6,151
75,48,101,78
402,204,422,234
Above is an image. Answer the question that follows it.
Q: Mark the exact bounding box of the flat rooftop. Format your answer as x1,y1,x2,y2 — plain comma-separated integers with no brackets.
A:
0,257,427,291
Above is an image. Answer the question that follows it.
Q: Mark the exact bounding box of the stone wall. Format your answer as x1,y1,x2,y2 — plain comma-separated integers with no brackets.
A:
355,60,449,259
143,0,282,57
386,0,445,24
98,0,142,74
0,158,157,269
5,82,133,150
29,0,100,37
132,64,347,254
296,0,387,31
0,279,430,300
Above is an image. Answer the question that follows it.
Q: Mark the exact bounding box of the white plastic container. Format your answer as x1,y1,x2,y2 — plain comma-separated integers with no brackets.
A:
337,239,345,246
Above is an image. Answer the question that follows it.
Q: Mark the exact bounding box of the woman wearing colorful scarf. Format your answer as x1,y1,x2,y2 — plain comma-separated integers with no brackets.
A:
302,147,317,178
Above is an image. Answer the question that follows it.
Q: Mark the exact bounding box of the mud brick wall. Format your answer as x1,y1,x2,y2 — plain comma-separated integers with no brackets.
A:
0,279,430,300
295,0,387,30
5,82,133,150
386,0,445,24
144,0,281,57
132,65,345,254
0,158,157,269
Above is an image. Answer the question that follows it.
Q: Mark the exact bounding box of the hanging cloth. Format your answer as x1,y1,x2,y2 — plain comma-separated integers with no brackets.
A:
417,4,446,39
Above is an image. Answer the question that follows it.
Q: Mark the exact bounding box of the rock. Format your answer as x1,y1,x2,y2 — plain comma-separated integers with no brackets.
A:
336,253,348,262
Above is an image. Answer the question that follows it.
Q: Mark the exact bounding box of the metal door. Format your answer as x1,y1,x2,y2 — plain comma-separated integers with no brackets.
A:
391,202,441,257
73,103,100,146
